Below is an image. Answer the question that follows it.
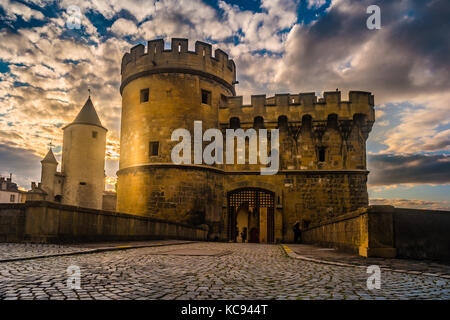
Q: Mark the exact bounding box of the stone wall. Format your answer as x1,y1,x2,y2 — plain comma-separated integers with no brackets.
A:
394,208,450,261
116,164,368,242
302,205,450,261
0,201,207,243
301,206,395,257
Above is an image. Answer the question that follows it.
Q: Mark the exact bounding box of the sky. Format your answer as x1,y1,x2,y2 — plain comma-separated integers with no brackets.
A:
0,0,449,210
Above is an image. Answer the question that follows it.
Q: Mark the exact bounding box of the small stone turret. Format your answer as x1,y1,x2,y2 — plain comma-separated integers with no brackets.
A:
61,96,107,209
40,148,58,198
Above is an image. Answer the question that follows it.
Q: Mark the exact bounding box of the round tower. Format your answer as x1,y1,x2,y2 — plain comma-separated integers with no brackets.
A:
61,96,107,210
117,38,236,223
40,148,58,199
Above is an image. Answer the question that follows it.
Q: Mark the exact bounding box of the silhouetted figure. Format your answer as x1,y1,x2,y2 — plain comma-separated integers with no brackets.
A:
293,221,301,243
241,227,247,243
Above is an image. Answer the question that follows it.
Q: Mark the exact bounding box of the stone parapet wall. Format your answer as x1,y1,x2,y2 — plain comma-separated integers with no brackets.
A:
220,91,375,125
302,205,450,261
302,205,396,258
0,201,207,243
394,208,450,261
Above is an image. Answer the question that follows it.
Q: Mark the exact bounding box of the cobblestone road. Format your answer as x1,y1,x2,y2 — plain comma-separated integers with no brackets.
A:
0,243,94,260
0,242,448,300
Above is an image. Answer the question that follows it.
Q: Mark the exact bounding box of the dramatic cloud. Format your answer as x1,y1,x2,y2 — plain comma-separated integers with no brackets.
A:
306,0,327,9
0,0,44,21
273,0,450,154
369,198,450,211
368,154,450,186
0,144,42,188
0,0,448,210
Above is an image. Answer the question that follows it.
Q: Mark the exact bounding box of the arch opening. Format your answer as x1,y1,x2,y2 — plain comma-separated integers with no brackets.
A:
230,117,240,129
227,188,275,244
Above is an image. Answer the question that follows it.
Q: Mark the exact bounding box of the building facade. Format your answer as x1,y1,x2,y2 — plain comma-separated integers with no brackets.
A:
29,97,108,210
116,38,375,243
0,175,26,203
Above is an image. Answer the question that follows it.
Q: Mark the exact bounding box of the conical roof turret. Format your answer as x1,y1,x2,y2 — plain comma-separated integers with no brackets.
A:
64,96,107,130
41,148,58,164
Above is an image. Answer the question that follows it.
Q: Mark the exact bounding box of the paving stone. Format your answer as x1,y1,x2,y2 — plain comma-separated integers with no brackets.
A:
0,242,449,300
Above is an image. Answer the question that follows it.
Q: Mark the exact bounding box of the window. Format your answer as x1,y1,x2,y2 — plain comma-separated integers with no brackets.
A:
140,88,149,103
10,194,15,202
92,131,98,138
149,141,159,156
201,89,211,105
79,182,86,186
318,147,326,162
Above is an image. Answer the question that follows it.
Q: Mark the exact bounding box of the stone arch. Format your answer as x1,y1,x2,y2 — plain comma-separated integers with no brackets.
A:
347,113,368,169
253,116,264,129
298,114,315,169
277,115,293,169
353,113,368,126
225,180,282,200
226,186,278,244
301,114,312,130
322,113,343,168
327,113,338,129
277,115,288,130
229,117,240,129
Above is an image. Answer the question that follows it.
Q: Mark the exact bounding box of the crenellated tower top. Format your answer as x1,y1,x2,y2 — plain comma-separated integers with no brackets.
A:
120,38,236,95
219,90,375,128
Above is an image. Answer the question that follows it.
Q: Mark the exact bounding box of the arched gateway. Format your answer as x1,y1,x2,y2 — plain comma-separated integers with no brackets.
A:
227,188,275,243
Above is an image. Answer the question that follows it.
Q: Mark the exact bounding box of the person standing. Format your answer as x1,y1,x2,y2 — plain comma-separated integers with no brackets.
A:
241,227,247,243
293,221,301,243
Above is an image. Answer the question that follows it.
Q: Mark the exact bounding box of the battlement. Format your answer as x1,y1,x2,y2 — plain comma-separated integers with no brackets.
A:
121,38,236,94
219,91,375,126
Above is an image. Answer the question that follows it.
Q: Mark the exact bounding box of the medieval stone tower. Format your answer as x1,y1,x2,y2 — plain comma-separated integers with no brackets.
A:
117,38,236,222
117,38,375,243
61,97,107,209
40,148,59,201
31,97,107,210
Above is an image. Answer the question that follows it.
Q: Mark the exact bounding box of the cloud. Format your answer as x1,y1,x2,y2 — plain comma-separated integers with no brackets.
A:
0,144,42,188
108,18,138,37
1,0,44,21
270,0,450,155
369,198,450,211
307,0,327,9
368,153,450,186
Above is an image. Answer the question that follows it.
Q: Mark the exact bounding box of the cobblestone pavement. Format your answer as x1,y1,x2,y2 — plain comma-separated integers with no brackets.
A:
0,240,191,262
0,242,449,300
0,243,94,261
285,244,450,276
